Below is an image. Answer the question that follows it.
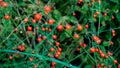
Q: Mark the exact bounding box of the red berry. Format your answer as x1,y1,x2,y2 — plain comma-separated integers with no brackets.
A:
44,6,51,14
34,13,42,21
85,24,89,29
100,53,105,58
32,19,36,23
27,26,33,31
56,42,60,46
58,48,62,52
77,25,82,31
9,56,13,60
29,57,34,61
52,35,57,40
24,18,28,23
48,19,54,25
1,2,8,7
57,24,63,31
51,62,56,66
4,14,10,20
90,48,95,53
37,37,42,42
65,24,71,30
114,60,118,64
50,48,55,52
74,34,79,39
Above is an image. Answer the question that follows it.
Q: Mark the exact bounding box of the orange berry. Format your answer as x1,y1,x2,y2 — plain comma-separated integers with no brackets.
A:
29,57,33,61
32,19,36,23
48,19,54,25
57,24,63,31
58,48,62,52
74,34,79,39
34,13,42,21
65,24,71,30
37,37,42,42
56,42,60,46
85,24,89,29
77,25,82,31
114,60,118,64
90,48,95,53
24,18,28,23
1,2,8,7
4,14,10,20
52,35,57,40
9,56,13,60
50,48,55,52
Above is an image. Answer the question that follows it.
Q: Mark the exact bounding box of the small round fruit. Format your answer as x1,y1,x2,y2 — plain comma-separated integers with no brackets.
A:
85,24,89,29
32,19,36,23
114,60,118,64
48,19,54,25
57,24,63,31
65,24,71,30
58,48,62,52
27,26,33,31
74,34,79,39
51,62,56,66
77,25,82,31
9,56,13,60
100,53,105,58
44,6,51,14
4,14,10,20
52,35,57,40
24,18,28,23
1,2,8,7
90,48,95,53
37,37,42,42
56,42,60,46
34,13,42,20
50,48,55,52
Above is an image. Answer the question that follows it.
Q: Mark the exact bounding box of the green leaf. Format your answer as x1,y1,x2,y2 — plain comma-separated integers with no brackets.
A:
103,41,110,47
84,65,92,68
110,0,119,4
60,33,66,41
116,13,120,22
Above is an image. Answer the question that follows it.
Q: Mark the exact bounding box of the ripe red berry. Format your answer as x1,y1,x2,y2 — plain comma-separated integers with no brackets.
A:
57,24,63,31
56,42,60,46
48,19,54,25
37,37,42,42
90,48,95,53
74,34,79,39
85,24,89,29
9,56,13,60
4,14,10,20
77,25,82,31
92,36,99,41
29,57,34,61
27,26,33,31
52,35,57,40
65,24,71,30
24,18,28,23
55,53,60,58
50,47,55,52
104,13,107,16
44,6,51,14
1,2,8,7
100,53,105,58
18,45,25,51
34,13,42,21
32,19,36,23
114,60,118,64
51,62,56,66
58,48,62,52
